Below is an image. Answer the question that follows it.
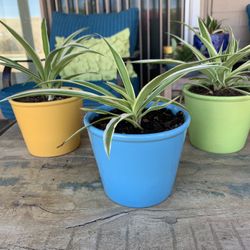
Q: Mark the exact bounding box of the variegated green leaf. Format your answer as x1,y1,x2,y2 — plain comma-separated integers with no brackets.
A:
1,88,132,113
49,50,101,80
81,108,118,116
140,95,180,118
104,113,132,156
132,58,185,65
134,63,220,114
179,22,220,62
35,79,116,97
198,18,212,44
41,19,50,57
0,56,41,83
0,20,45,79
44,43,94,76
62,28,88,45
103,38,135,100
58,116,113,148
105,81,132,101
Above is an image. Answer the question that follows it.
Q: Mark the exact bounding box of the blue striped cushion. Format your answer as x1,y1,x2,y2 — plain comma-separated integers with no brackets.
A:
0,82,36,120
50,8,139,55
246,5,250,31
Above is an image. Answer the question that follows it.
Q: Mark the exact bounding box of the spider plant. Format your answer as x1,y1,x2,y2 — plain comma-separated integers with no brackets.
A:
171,38,196,62
177,20,250,95
1,39,220,156
201,15,224,34
135,19,250,95
0,19,98,100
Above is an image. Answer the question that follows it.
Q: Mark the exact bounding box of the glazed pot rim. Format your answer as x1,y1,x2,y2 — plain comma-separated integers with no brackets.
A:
9,87,82,108
84,104,191,142
183,84,250,102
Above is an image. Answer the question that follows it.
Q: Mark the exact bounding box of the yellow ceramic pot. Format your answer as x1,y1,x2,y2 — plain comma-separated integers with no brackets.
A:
10,96,82,157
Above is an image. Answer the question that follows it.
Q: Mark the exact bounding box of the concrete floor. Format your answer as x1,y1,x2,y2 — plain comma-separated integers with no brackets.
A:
0,124,250,249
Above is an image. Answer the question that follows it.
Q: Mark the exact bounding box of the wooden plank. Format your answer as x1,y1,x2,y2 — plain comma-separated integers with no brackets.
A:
0,124,250,249
0,120,15,136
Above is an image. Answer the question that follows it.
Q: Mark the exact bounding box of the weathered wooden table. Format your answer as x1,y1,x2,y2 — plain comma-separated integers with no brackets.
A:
0,124,250,250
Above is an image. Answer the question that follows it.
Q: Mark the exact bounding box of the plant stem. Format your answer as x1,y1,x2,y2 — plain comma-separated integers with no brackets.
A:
48,95,54,101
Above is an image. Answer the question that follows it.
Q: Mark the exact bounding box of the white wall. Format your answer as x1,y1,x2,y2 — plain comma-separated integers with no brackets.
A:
185,0,201,43
211,0,250,47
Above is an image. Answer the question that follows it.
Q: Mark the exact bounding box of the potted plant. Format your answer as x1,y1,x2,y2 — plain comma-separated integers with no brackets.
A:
185,24,250,153
3,39,219,207
172,38,196,62
175,20,250,153
193,16,229,54
0,20,98,157
134,19,250,154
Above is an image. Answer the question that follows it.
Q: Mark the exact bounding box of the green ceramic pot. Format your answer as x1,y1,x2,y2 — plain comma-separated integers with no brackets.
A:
183,84,250,153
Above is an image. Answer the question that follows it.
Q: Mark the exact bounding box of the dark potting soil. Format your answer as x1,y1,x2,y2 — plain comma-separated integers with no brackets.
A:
92,109,185,134
14,95,69,103
189,85,246,96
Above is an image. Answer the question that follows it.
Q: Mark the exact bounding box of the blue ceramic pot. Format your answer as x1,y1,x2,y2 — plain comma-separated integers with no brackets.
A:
193,33,229,55
84,104,191,208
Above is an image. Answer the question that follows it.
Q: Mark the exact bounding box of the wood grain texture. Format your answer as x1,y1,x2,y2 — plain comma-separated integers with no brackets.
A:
0,120,15,136
0,124,250,249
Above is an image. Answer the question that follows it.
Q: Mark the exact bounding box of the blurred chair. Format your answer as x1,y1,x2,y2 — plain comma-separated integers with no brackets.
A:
0,7,139,119
246,4,250,30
